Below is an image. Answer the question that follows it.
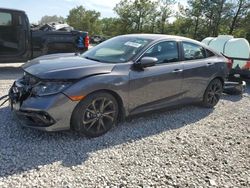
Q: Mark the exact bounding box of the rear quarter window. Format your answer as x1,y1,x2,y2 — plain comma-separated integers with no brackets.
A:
0,12,12,26
206,49,216,57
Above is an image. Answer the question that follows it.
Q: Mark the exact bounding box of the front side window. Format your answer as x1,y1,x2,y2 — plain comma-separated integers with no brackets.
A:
143,41,179,64
0,12,12,26
183,42,206,60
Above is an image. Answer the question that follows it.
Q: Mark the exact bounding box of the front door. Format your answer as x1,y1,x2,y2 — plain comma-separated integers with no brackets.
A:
129,41,184,114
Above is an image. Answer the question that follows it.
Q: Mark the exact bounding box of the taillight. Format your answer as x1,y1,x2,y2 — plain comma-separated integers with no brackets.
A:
84,35,89,49
226,58,233,70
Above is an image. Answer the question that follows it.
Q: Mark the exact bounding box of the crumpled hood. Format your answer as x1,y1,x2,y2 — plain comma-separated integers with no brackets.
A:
22,53,115,80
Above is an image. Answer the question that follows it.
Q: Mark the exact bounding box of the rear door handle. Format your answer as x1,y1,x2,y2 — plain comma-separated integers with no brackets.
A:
172,69,183,73
206,62,214,67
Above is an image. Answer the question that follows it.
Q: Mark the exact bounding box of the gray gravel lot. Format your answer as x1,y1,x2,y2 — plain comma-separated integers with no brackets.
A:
0,64,249,187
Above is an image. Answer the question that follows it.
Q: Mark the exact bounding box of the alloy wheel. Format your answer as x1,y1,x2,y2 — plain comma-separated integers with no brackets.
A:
206,80,223,106
82,97,116,134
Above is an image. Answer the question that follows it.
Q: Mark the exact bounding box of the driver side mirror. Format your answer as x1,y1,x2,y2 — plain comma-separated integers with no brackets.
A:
135,57,158,69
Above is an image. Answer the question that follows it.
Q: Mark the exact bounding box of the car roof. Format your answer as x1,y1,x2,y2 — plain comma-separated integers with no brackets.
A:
119,33,219,53
120,33,191,40
119,33,205,45
0,7,25,13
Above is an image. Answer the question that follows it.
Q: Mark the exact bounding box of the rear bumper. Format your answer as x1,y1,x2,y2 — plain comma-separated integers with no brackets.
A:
12,93,78,132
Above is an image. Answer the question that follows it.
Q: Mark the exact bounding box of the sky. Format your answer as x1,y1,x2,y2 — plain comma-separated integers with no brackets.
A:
0,0,187,23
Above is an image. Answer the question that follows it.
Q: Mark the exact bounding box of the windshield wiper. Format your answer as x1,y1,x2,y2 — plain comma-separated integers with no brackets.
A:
84,56,101,62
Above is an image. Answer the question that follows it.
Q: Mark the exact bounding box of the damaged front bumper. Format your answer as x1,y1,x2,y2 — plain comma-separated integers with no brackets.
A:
9,80,78,132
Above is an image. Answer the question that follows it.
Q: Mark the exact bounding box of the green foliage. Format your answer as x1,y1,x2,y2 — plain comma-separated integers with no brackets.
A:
172,0,250,41
43,0,249,42
67,6,101,35
114,0,175,33
236,11,250,42
99,18,122,36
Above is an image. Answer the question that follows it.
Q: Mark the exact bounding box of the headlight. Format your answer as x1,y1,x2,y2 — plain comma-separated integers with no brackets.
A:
32,82,72,96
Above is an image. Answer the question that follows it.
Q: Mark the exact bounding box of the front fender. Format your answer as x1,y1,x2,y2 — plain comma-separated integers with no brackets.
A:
63,72,130,114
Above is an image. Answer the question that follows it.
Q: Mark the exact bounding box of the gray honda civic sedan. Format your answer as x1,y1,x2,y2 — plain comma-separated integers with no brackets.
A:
8,34,228,137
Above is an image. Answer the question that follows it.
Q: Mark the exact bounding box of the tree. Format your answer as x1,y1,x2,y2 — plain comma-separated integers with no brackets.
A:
47,0,250,43
158,0,176,33
39,15,65,24
228,0,250,34
168,15,193,37
114,0,158,33
179,0,237,39
243,12,250,41
186,0,204,38
100,18,122,36
113,0,136,33
67,6,101,35
232,11,250,41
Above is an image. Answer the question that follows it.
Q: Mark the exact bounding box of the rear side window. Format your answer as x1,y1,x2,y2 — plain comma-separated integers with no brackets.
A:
143,41,179,64
0,12,12,26
183,42,206,60
206,49,216,57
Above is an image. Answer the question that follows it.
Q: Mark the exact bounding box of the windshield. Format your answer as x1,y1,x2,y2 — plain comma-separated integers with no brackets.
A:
82,36,153,63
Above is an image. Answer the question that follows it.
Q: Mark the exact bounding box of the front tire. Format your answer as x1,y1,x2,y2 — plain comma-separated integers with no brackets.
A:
71,92,119,137
202,78,223,108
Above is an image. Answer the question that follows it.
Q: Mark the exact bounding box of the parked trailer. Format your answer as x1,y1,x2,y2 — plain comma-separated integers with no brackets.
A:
202,35,250,94
202,35,250,80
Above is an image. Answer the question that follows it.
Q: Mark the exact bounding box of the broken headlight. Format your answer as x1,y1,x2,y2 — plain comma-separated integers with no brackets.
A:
32,82,72,96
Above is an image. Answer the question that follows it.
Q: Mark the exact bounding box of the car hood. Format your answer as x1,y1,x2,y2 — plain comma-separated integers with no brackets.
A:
22,53,115,80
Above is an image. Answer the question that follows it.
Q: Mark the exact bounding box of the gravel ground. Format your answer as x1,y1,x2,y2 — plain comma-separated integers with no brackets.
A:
0,66,249,187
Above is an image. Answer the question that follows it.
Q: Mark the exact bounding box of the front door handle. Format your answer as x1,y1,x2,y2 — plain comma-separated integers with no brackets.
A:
172,69,183,73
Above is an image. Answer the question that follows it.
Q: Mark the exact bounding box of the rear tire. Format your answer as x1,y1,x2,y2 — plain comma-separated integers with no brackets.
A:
202,78,223,108
71,92,119,137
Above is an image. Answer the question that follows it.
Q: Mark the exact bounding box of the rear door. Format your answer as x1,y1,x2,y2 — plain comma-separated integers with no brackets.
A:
129,40,184,114
0,10,28,62
180,41,217,101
